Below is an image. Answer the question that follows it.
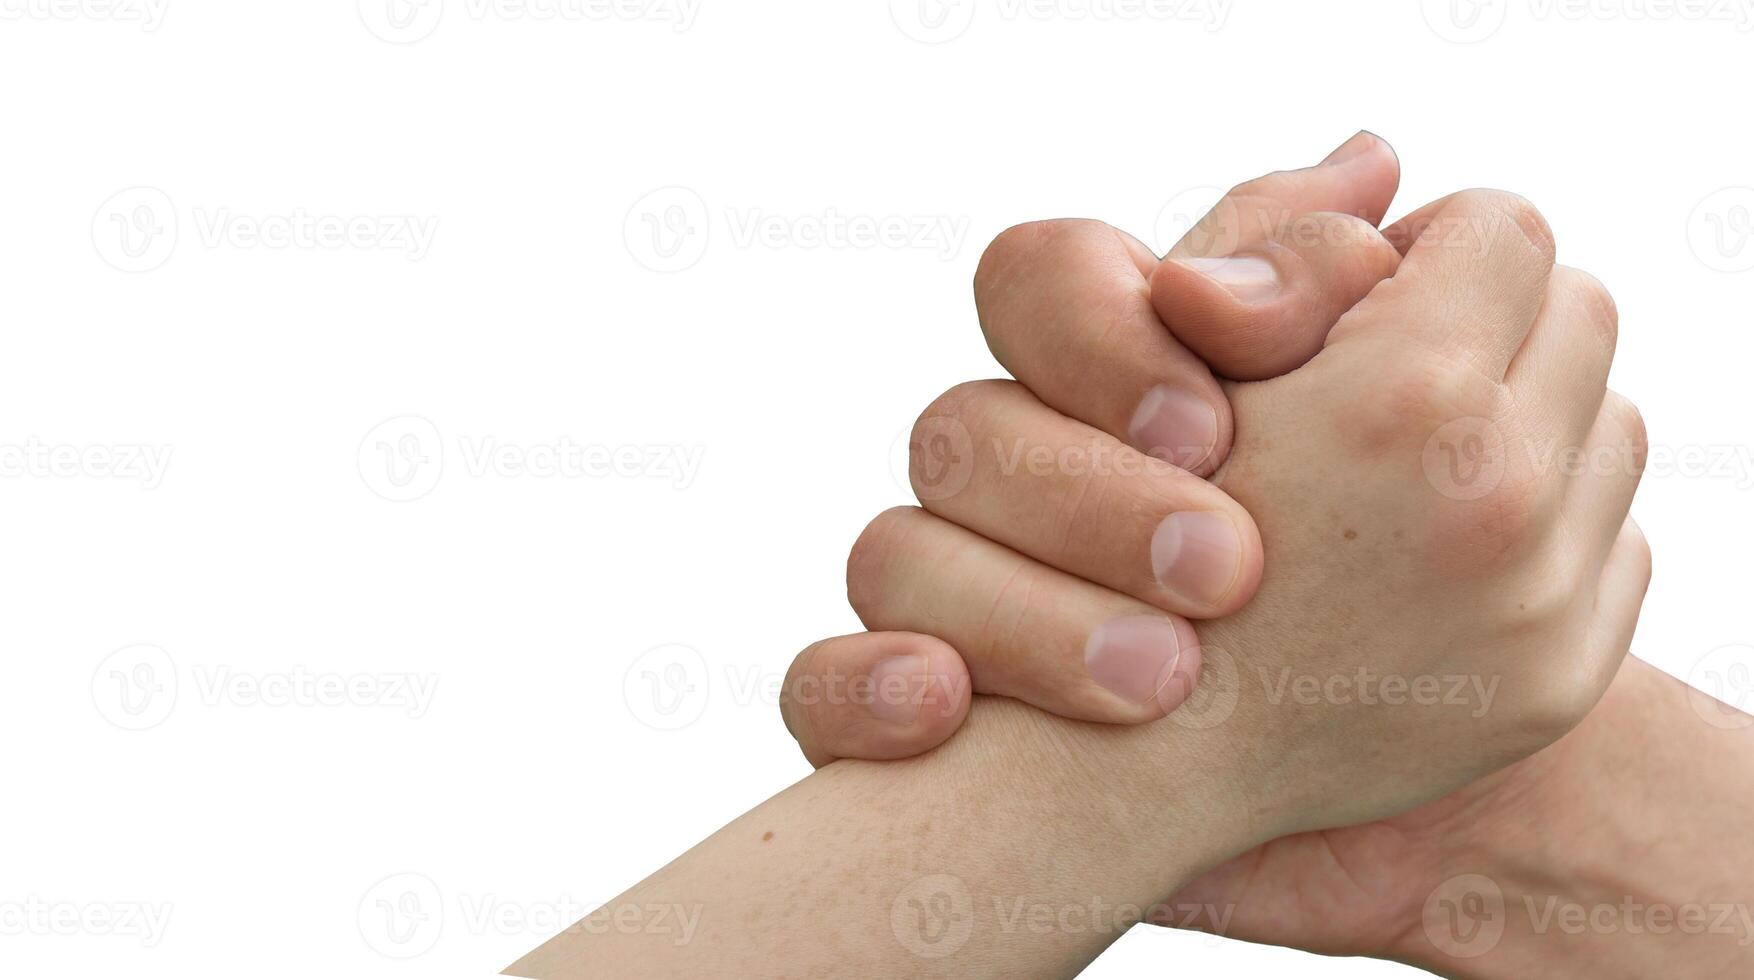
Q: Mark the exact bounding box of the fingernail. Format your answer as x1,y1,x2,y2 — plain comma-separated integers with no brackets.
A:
1085,615,1184,710
1152,511,1244,607
1322,130,1380,167
1172,255,1280,304
868,655,926,725
1128,384,1218,471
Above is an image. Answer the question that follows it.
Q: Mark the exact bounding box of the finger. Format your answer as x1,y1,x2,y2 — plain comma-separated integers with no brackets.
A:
1566,390,1648,564
1589,517,1652,661
973,134,1403,470
780,631,970,768
1332,188,1556,378
1151,210,1402,380
1152,131,1402,380
1505,266,1617,442
1166,131,1402,266
847,506,1203,725
912,380,1263,619
974,218,1232,474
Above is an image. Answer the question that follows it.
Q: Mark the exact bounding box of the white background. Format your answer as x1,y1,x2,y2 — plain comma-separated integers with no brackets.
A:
3,1,1751,977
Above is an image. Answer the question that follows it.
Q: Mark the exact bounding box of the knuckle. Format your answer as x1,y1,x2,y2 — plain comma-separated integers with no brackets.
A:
1428,472,1548,574
845,506,921,619
909,381,1011,500
1453,188,1555,262
1497,564,1580,633
1336,342,1503,455
1556,266,1620,350
1223,174,1291,212
1626,521,1654,584
1276,209,1377,253
780,639,827,733
974,219,1102,297
918,379,1005,430
1600,390,1648,471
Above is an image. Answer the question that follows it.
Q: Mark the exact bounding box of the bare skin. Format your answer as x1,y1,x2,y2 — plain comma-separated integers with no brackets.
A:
509,136,1652,978
786,136,1750,977
1165,657,1754,978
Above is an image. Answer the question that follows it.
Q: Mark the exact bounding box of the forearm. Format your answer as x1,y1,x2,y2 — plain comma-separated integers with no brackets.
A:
1405,658,1754,979
507,697,1254,978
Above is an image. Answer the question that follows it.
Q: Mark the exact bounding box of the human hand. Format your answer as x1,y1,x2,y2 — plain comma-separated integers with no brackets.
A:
805,168,1649,846
781,134,1407,764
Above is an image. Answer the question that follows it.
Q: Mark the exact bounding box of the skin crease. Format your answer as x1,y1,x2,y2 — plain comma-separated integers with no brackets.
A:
508,144,1652,979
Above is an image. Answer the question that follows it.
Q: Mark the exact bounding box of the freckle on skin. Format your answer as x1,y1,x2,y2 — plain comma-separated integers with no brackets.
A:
1344,529,1358,540
761,831,774,842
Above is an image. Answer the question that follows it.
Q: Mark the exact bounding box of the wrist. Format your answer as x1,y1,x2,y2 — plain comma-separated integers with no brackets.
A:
1400,847,1751,980
962,694,1269,894
1392,659,1754,979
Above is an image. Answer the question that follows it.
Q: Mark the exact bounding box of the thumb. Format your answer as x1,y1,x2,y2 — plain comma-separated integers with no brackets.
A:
1152,131,1405,380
